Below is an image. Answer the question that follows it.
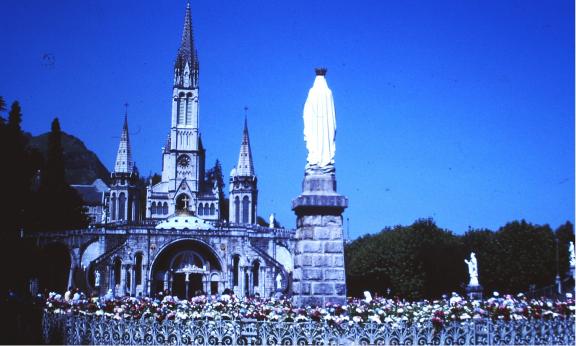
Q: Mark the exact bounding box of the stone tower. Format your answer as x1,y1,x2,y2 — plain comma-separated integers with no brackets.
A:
164,0,201,211
229,116,258,224
108,112,140,223
146,1,219,220
292,69,348,307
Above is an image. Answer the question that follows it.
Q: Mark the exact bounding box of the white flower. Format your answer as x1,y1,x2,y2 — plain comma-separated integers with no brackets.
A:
460,313,471,320
368,315,381,324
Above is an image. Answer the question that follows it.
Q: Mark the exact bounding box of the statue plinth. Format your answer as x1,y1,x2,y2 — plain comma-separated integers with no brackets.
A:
291,173,348,307
292,174,348,216
466,284,483,301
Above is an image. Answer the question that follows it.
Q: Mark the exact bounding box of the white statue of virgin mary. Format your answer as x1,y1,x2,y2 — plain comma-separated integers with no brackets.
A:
303,68,336,175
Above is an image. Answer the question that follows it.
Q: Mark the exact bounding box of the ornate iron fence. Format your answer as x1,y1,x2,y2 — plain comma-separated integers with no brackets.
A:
42,312,575,345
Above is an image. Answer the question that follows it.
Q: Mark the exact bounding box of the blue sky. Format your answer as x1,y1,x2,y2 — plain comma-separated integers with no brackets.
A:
1,0,573,238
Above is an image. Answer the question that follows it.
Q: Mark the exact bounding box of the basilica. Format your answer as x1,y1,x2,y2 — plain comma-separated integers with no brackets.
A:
33,2,295,300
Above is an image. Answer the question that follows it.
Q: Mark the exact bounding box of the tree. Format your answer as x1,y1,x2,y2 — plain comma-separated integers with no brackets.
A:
33,118,88,230
492,220,555,293
346,219,464,300
0,99,42,295
0,101,40,234
555,221,575,280
0,96,6,124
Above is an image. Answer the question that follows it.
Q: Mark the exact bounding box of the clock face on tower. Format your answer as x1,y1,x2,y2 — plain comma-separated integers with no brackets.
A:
177,155,190,167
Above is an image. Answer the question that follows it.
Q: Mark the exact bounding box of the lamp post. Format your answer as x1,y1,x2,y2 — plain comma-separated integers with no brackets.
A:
555,237,561,295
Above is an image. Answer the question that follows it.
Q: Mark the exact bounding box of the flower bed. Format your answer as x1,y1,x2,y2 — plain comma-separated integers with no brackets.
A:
44,292,574,327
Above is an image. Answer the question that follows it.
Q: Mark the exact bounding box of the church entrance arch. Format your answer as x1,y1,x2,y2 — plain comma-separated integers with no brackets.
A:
150,239,223,299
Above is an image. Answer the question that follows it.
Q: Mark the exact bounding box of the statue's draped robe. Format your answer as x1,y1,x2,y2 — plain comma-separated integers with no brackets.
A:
303,75,336,174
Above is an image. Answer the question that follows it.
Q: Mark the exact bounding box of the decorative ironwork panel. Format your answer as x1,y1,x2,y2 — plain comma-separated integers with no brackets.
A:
42,313,575,345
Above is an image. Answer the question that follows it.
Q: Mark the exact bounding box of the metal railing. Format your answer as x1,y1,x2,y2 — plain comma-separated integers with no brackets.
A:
42,312,575,345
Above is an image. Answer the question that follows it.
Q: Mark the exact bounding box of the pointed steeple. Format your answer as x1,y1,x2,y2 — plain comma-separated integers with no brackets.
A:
174,0,198,88
235,108,255,176
114,106,135,174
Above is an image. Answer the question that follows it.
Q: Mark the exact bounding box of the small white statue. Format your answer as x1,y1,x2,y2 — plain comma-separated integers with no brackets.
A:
465,252,479,287
269,213,275,228
95,270,101,287
275,273,282,290
363,291,372,303
569,242,575,268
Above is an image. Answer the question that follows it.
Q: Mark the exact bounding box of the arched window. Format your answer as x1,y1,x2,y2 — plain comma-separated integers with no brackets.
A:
111,194,117,220
198,203,204,216
242,196,250,224
127,195,133,222
151,202,156,215
135,253,143,286
232,255,240,286
118,193,126,220
210,203,215,216
163,202,168,215
252,261,260,287
234,197,240,223
113,257,122,287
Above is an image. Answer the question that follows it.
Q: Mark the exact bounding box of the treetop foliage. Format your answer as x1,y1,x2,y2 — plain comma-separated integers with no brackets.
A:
346,218,574,300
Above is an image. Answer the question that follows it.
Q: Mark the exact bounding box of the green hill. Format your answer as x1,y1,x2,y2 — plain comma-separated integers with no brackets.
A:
29,132,111,185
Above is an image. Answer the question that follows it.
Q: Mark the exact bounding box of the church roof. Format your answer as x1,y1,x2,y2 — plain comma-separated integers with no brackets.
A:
155,212,212,230
234,117,255,177
114,114,135,174
72,185,105,206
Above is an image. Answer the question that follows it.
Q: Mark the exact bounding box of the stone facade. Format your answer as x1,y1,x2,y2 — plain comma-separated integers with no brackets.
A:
29,2,293,301
33,223,294,299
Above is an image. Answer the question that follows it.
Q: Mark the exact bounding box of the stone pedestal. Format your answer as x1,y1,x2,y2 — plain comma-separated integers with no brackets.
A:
466,284,483,301
292,174,348,307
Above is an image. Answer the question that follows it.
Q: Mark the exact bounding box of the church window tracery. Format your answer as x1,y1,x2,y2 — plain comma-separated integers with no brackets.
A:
151,202,156,215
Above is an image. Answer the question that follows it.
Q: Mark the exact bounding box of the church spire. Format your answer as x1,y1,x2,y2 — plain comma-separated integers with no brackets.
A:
114,104,135,174
174,0,198,88
235,107,255,176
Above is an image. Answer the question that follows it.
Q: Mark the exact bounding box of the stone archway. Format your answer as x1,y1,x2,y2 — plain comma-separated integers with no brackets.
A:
150,239,223,299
